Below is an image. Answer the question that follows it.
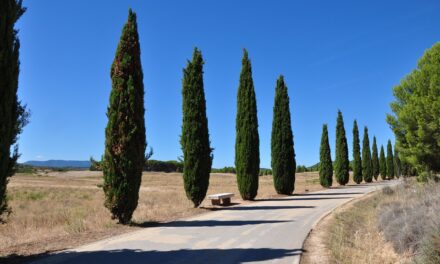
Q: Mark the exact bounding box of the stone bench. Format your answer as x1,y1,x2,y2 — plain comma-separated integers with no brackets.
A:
207,193,234,206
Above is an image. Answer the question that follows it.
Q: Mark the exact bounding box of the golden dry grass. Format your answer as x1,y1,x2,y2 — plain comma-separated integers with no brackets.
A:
1,171,322,259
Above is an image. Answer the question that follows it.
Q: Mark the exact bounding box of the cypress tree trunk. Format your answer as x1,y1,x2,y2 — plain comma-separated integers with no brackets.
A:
181,48,212,207
319,124,333,187
271,75,296,195
103,10,146,224
352,120,362,184
372,136,380,180
335,110,349,185
386,140,395,179
379,145,387,180
0,0,28,220
394,145,401,179
362,127,373,183
235,49,260,200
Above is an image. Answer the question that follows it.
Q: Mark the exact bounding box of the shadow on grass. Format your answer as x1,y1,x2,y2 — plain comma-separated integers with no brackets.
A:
6,248,304,264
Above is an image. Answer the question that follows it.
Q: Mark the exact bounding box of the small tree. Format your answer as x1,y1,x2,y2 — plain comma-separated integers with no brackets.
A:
103,10,146,224
319,124,333,187
371,136,380,180
362,127,373,183
180,48,213,207
386,140,395,180
394,145,401,179
235,49,260,200
352,120,362,184
271,75,296,195
0,0,28,220
379,145,387,180
335,110,350,185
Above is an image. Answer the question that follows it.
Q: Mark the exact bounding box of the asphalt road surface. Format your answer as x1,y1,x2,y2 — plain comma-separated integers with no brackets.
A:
33,180,399,264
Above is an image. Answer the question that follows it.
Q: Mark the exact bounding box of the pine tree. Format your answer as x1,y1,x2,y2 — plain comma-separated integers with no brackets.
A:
362,127,373,183
394,145,401,179
181,48,212,207
335,110,350,185
103,10,146,224
379,145,387,180
386,140,395,179
352,120,362,184
319,124,333,187
371,136,379,180
271,75,296,194
0,0,28,220
235,49,260,200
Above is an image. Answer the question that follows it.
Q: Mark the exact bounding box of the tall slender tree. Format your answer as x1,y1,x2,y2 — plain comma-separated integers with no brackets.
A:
371,136,380,180
181,48,213,207
394,145,401,179
103,10,146,224
352,120,362,184
319,124,333,187
379,145,387,180
235,49,260,200
335,110,350,185
0,0,29,220
362,127,373,182
386,140,395,180
271,75,296,195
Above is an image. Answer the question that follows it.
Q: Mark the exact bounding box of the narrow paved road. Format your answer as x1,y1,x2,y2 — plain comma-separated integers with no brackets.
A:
34,180,399,264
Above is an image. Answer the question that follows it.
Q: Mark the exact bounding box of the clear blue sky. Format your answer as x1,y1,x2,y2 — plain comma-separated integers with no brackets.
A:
16,0,440,167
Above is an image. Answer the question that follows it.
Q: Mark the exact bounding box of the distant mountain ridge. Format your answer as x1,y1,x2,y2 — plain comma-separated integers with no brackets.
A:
24,160,91,168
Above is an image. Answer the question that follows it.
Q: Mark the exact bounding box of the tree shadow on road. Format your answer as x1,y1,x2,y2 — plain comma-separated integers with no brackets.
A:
294,192,363,196
10,248,304,264
132,220,292,228
255,196,354,202
207,205,315,211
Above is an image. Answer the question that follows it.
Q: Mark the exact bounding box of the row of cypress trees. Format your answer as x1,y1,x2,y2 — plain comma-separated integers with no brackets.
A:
103,11,297,222
319,111,401,187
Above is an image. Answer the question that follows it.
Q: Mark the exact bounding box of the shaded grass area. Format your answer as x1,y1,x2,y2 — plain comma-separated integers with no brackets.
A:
0,171,322,260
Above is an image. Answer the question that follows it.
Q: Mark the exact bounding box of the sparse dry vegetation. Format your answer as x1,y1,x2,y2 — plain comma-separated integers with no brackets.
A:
0,170,322,260
320,178,440,264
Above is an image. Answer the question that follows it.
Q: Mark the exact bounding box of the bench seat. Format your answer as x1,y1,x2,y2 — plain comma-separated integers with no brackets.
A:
207,193,234,206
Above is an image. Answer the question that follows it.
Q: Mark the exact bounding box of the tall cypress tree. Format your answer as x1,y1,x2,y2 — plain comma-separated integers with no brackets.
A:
103,10,146,224
335,110,349,185
271,75,296,195
371,136,380,180
181,48,212,207
0,0,28,220
394,145,401,179
352,120,362,184
379,145,387,180
319,124,333,187
362,127,373,183
235,49,260,200
386,140,395,180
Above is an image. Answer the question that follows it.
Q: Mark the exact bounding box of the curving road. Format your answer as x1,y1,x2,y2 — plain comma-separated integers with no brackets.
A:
33,180,399,264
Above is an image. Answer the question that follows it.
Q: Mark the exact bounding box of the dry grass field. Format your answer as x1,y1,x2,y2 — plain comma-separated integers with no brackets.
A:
0,170,322,260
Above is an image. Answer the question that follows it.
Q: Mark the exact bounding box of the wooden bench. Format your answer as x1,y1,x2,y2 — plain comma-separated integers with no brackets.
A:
207,193,234,206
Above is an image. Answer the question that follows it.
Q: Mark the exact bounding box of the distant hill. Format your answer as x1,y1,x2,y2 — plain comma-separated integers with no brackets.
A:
24,160,91,168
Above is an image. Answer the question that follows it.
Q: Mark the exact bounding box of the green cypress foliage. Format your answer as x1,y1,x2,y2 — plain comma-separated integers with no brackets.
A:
352,120,362,184
319,124,333,187
394,145,401,179
371,136,380,180
335,110,349,185
103,10,146,224
379,145,387,180
362,127,373,183
271,75,296,195
180,48,213,207
0,0,28,220
386,140,395,179
235,49,260,200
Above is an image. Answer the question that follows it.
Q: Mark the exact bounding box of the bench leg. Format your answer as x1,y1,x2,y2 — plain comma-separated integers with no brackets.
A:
211,199,221,206
221,197,231,205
